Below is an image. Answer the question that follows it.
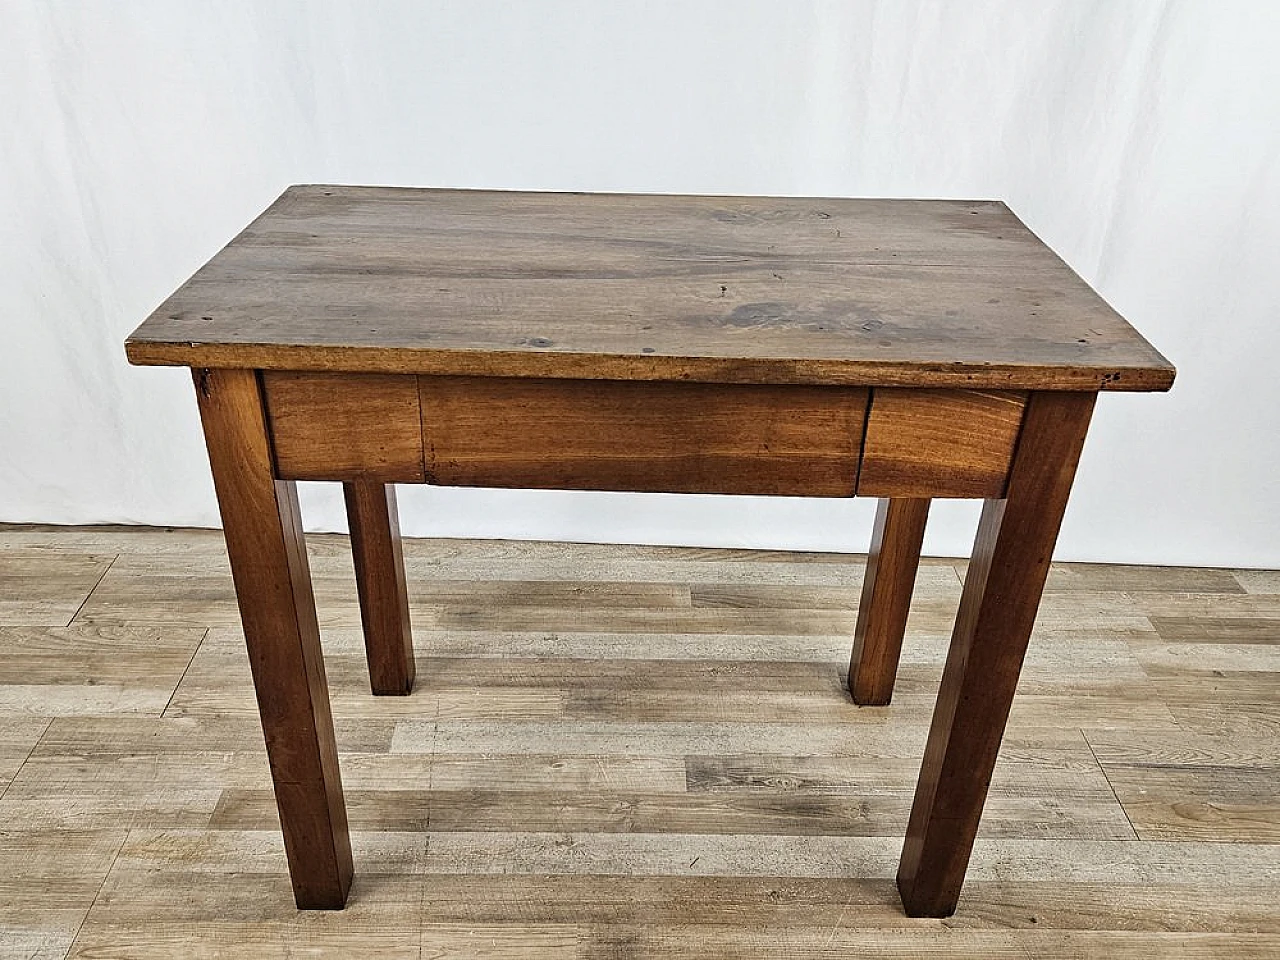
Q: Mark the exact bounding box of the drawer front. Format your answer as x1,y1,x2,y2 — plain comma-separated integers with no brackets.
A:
263,372,425,481
264,372,1024,499
857,389,1027,498
419,376,868,496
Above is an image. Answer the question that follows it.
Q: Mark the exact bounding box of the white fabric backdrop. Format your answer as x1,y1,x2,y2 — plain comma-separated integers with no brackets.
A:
2,1,1278,566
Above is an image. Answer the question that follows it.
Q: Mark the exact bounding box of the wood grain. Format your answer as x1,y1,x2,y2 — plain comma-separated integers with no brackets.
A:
849,498,931,705
343,481,415,695
858,389,1026,498
418,375,868,496
125,186,1176,392
192,368,353,908
263,371,424,481
897,390,1096,917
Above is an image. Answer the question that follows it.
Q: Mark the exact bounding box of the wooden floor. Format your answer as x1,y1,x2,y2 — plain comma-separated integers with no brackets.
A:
0,524,1277,958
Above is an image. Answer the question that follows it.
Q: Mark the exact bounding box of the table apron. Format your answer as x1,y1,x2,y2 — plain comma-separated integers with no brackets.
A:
258,370,1028,499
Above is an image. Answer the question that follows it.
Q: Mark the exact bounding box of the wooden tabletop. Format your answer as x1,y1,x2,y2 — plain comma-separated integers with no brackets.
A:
126,185,1174,391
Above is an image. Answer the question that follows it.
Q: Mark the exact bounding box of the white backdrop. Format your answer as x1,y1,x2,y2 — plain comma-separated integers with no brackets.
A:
2,1,1278,567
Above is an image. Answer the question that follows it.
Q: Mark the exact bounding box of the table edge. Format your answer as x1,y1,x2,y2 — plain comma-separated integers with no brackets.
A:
124,338,1176,392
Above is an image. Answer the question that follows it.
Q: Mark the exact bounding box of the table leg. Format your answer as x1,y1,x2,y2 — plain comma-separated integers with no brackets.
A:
848,497,930,705
896,391,1095,917
193,368,353,909
343,481,415,695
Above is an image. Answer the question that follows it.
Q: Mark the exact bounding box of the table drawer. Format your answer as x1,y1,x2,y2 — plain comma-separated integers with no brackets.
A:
419,376,868,496
857,389,1027,498
263,372,425,481
263,372,1024,499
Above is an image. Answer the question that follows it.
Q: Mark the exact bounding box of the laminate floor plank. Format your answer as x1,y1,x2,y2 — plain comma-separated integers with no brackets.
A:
1232,569,1280,595
76,573,686,628
1151,617,1280,644
0,625,204,717
1098,763,1280,842
352,628,855,662
206,786,1133,841
1087,729,1280,767
577,926,1280,959
1044,563,1246,594
0,553,114,627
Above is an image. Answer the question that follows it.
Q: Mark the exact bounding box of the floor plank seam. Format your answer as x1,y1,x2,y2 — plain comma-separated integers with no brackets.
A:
64,554,118,627
1083,729,1141,841
63,827,130,960
161,626,209,719
0,716,52,805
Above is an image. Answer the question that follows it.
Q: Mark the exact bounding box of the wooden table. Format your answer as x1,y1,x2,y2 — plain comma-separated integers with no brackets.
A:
125,186,1174,918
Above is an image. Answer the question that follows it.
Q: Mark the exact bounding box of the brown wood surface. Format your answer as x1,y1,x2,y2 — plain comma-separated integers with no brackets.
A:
190,368,353,908
858,389,1026,498
125,186,1175,392
897,390,1097,917
417,376,868,496
848,498,931,705
343,481,415,695
264,371,424,481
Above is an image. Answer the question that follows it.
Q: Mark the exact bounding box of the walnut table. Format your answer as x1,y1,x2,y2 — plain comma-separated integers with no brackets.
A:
125,186,1175,917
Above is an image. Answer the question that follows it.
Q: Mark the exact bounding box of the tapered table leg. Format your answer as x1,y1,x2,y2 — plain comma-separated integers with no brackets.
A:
897,391,1095,917
343,480,415,695
194,368,353,909
849,498,930,705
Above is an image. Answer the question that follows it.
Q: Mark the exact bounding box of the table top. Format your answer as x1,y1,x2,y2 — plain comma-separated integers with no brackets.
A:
126,185,1174,391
